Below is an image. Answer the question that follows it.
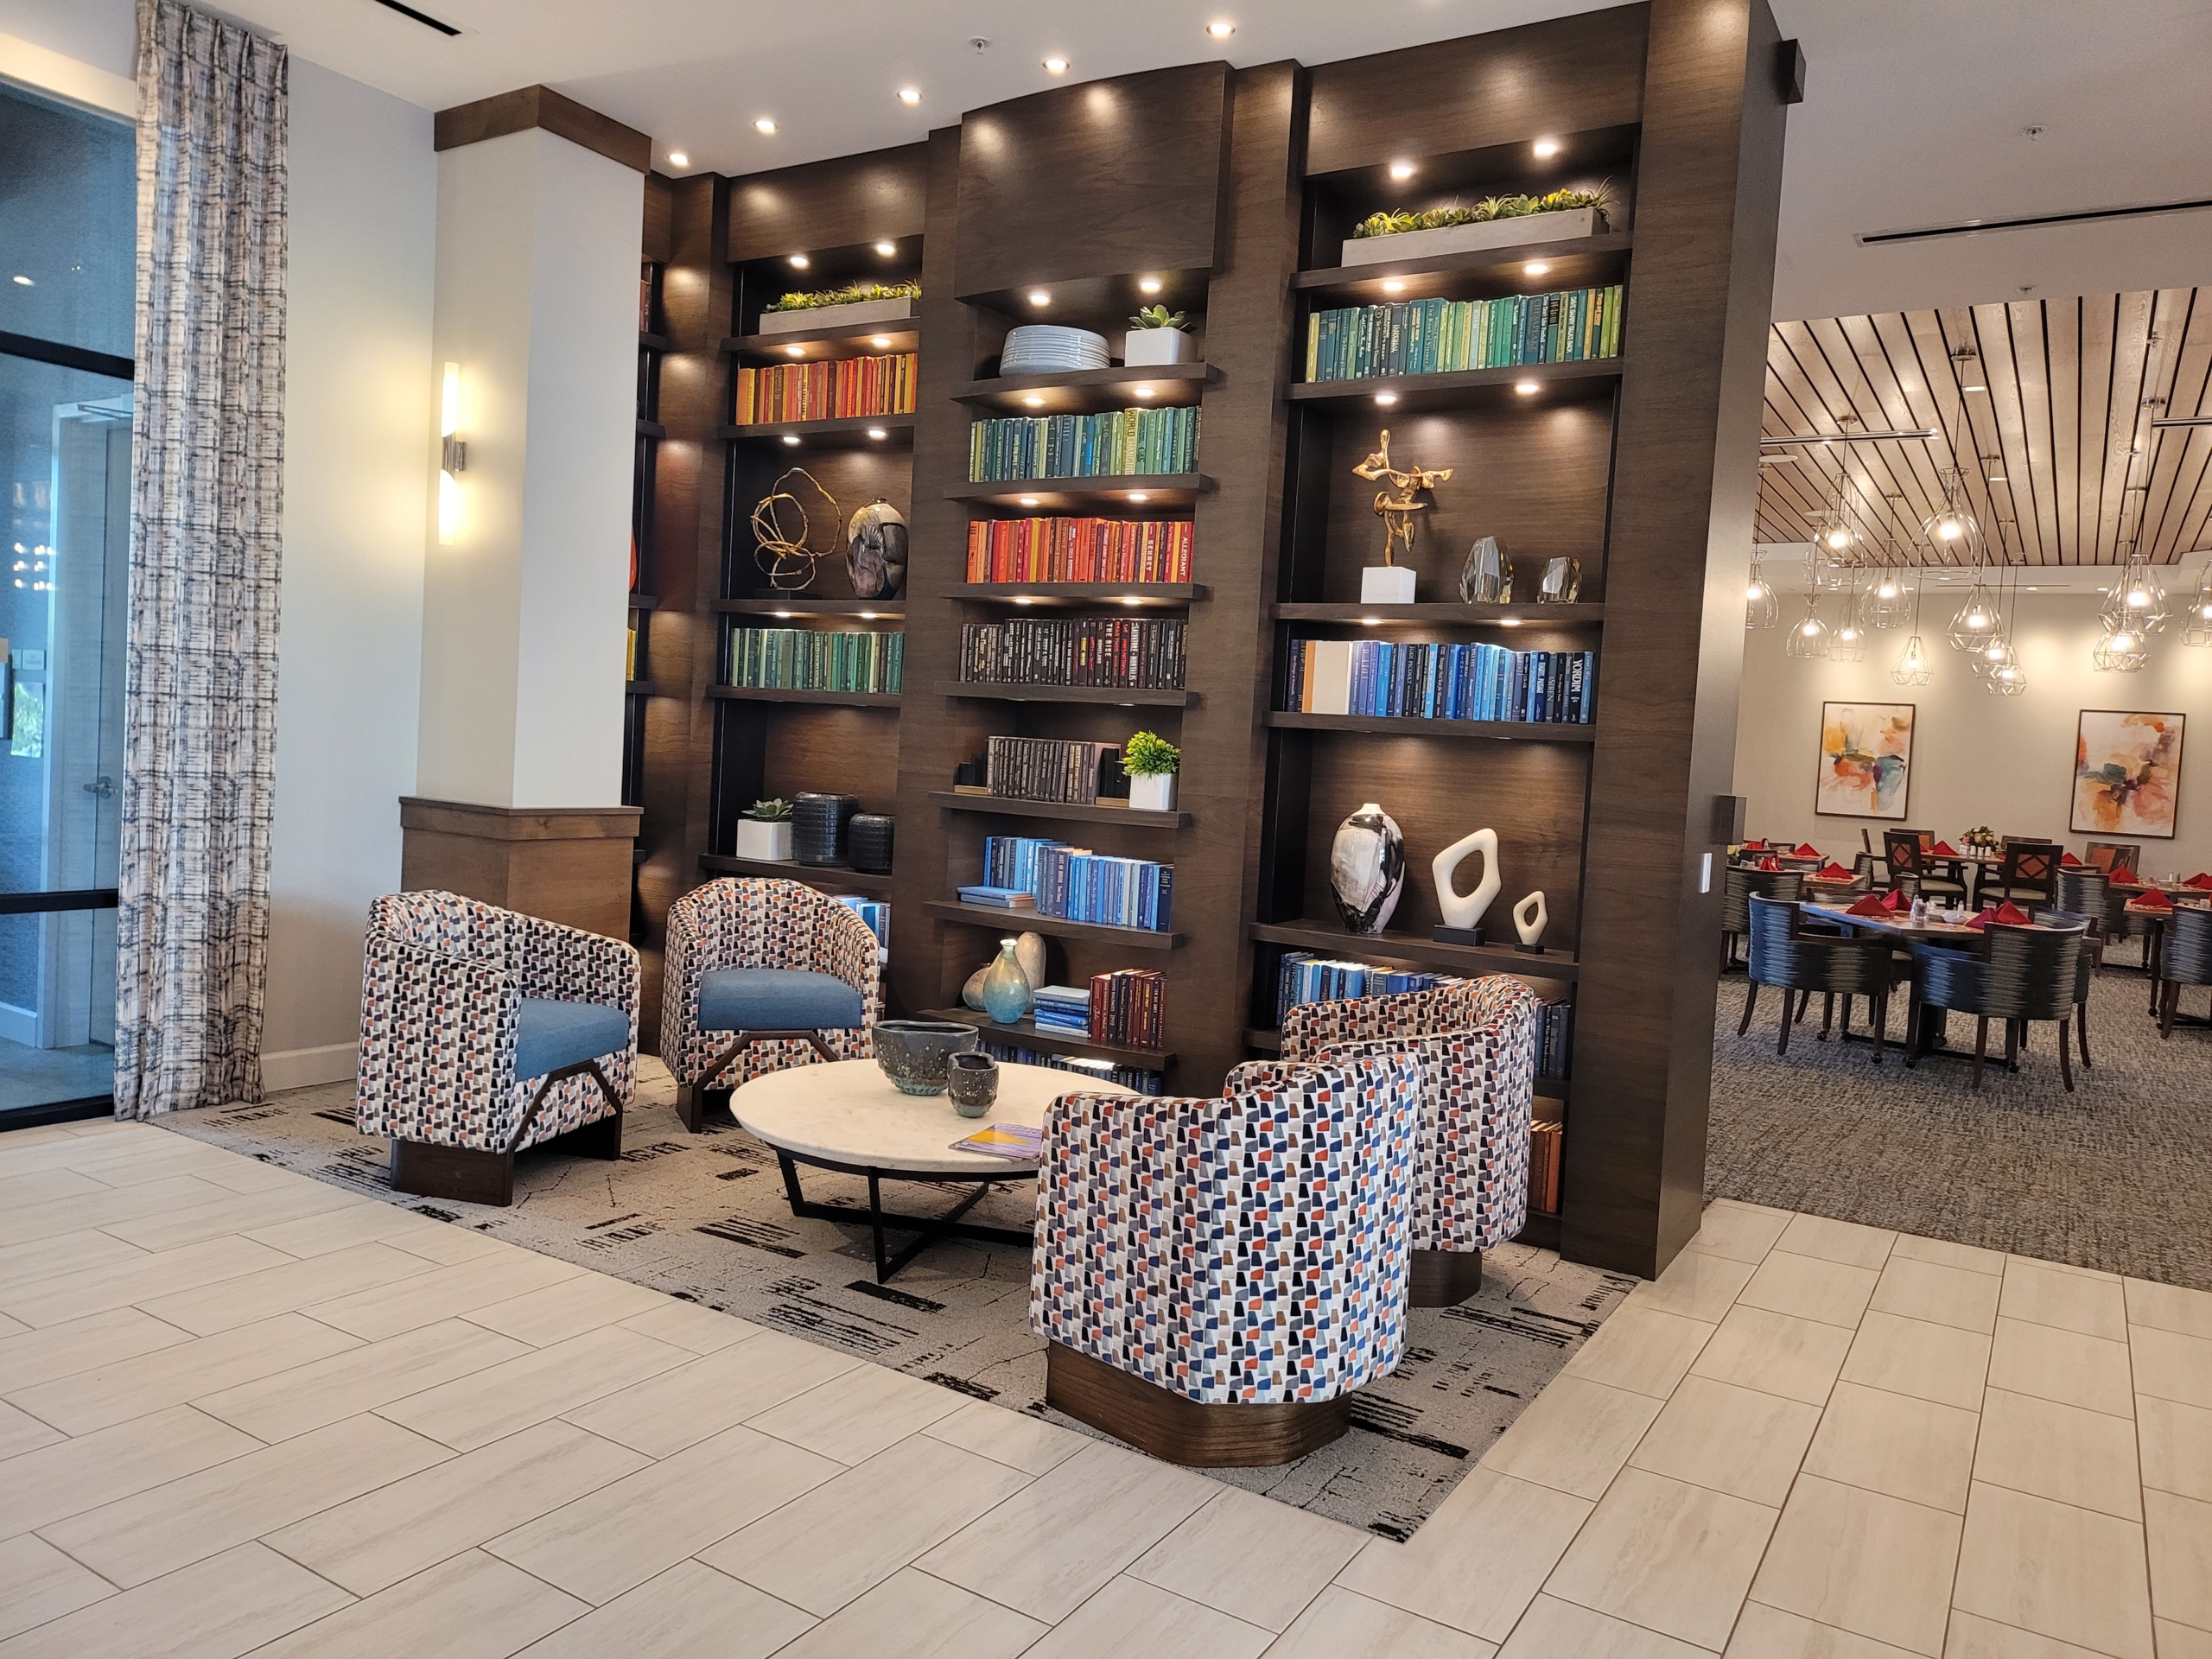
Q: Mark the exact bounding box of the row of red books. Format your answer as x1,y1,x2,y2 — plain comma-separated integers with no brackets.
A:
1089,968,1165,1049
963,517,1193,585
734,354,917,424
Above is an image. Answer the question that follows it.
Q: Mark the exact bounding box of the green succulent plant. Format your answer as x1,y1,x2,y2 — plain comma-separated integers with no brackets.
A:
1350,184,1609,239
743,797,795,821
762,280,921,315
1128,304,1189,332
1123,731,1180,777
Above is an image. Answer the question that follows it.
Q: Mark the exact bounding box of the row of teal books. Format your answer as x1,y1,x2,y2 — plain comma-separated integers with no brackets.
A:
969,405,1199,481
726,627,904,694
1305,285,1624,382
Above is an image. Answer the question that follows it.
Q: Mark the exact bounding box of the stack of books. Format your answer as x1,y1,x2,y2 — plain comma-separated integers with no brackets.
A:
728,628,903,694
963,518,1194,584
734,353,917,423
980,836,1175,931
1538,1000,1574,1080
969,406,1199,480
953,885,1034,910
1030,985,1092,1034
980,1045,1163,1095
1304,285,1624,382
985,736,1118,805
1286,639,1595,724
959,618,1185,690
1275,950,1441,1024
1090,969,1165,1048
1529,1121,1564,1215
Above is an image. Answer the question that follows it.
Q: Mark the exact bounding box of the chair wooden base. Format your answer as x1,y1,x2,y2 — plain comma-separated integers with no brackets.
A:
1408,1249,1484,1307
1044,1341,1354,1467
677,1030,840,1131
389,1060,625,1207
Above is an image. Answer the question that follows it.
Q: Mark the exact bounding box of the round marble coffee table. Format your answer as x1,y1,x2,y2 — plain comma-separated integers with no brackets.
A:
731,1058,1133,1282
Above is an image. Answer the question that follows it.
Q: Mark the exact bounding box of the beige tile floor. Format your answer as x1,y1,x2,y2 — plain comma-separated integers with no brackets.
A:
2,1120,2209,1657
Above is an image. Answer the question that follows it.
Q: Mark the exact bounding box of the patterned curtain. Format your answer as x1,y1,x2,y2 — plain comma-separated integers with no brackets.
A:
116,0,288,1117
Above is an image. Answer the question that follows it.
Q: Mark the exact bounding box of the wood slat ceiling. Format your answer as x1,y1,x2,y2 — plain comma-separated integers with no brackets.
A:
1755,290,2212,565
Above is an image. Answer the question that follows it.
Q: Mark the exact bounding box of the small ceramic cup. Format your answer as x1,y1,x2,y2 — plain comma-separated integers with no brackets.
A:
946,1052,999,1118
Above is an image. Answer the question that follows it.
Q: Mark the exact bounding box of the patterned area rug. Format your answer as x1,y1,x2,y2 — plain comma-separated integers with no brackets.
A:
1709,959,2212,1290
158,1059,1633,1540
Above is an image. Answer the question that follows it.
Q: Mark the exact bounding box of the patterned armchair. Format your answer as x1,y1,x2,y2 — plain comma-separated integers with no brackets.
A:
1031,1051,1420,1466
1281,976,1539,1303
660,878,882,1130
358,891,639,1205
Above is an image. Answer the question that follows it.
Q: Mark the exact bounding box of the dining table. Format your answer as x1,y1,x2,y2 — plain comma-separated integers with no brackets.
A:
1798,900,1988,1059
2125,893,2212,1025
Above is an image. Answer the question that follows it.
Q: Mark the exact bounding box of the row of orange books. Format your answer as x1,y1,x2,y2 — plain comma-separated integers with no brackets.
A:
1529,1121,1564,1216
734,353,917,424
963,517,1193,584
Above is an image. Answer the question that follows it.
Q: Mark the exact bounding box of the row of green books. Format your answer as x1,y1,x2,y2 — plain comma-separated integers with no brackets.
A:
1305,285,1624,382
969,406,1198,481
726,627,903,694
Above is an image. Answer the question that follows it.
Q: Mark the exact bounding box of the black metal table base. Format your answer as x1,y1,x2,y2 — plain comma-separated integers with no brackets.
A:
774,1150,1033,1282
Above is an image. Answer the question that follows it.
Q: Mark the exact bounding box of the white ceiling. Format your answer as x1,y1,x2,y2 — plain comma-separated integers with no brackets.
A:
5,0,2209,322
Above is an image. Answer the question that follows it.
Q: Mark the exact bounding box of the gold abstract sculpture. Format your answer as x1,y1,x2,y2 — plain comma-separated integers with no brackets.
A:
751,467,840,592
1351,429,1452,566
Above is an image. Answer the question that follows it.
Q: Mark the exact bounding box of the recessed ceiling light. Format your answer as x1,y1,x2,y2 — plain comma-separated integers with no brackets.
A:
754,117,778,134
1515,378,1540,394
860,612,880,620
782,434,800,445
874,240,896,257
1019,496,1039,507
785,346,805,358
1043,55,1069,74
898,87,921,105
1533,137,1560,157
1963,383,1986,392
1360,617,1381,626
1138,276,1162,295
1498,617,1523,626
870,335,892,348
1523,261,1549,276
1989,474,2007,482
788,253,810,269
774,610,795,619
1122,595,1141,607
1134,386,1154,398
1023,394,1045,407
1388,161,1415,181
1027,289,1050,306
867,426,887,440
9,275,29,286
1382,279,1406,295
1014,594,1035,604
1375,391,1398,406
2025,585,2037,592
666,150,689,168
1128,492,1149,503
1206,20,1236,38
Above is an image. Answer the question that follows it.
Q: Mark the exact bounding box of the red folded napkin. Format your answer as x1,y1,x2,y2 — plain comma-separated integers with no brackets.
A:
2186,874,2212,890
1881,887,1910,911
1929,840,1960,857
2111,868,2141,887
1964,901,2032,931
1814,861,1856,881
1758,856,1781,871
2137,890,2175,912
1845,894,1888,918
1739,839,1767,851
2061,851,2082,868
1792,842,1821,859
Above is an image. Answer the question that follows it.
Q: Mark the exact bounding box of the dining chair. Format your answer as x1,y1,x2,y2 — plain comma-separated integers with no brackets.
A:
1986,841,2063,911
2036,909,2098,1071
2056,868,2110,967
1883,830,1966,903
1907,919,2087,1090
2099,879,2158,970
1722,866,1806,970
1741,893,1894,1059
2086,841,2143,878
2156,904,2212,1039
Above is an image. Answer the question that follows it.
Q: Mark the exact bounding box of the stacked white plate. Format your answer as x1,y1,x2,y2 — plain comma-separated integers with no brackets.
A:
1001,324,1109,375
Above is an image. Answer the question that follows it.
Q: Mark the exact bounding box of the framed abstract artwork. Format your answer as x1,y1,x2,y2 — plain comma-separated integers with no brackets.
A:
2073,709,2184,838
1815,701,1916,820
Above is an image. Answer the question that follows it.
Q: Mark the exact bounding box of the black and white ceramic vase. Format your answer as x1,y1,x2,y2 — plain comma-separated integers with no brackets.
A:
1331,801,1406,934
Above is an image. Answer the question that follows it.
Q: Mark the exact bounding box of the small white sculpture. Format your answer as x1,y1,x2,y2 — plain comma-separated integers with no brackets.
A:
1433,829,1501,931
1513,890,1548,947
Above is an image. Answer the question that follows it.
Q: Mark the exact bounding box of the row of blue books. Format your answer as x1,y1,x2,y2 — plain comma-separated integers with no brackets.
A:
979,1044,1164,1095
1274,950,1443,1025
1286,638,1597,724
980,836,1175,932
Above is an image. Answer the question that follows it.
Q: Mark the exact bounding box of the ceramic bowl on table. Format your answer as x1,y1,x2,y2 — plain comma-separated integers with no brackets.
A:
871,1020,980,1096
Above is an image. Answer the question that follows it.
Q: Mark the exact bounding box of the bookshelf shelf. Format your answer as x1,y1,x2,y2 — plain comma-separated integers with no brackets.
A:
923,900,1184,951
954,363,1220,416
915,1007,1175,1071
944,583,1206,607
627,593,658,611
714,597,905,617
950,684,1198,708
929,791,1189,830
1273,601,1602,626
625,680,658,697
638,419,666,439
723,318,922,360
698,853,893,898
1243,1027,1282,1053
706,685,900,709
639,330,671,351
1265,711,1596,743
947,473,1213,511
1289,359,1621,412
719,412,917,448
1291,231,1636,305
1250,918,1577,981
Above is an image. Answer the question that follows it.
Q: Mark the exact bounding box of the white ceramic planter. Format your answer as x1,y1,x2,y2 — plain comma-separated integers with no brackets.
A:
1122,327,1192,366
1128,772,1176,813
1338,207,1605,268
756,296,918,336
734,819,794,861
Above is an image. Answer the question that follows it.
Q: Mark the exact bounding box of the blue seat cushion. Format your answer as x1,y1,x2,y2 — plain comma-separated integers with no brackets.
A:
512,999,632,1081
697,968,863,1033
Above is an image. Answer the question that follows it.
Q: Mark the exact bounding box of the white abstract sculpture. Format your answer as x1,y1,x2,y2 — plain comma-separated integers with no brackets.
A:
1513,890,1548,948
1433,829,1501,931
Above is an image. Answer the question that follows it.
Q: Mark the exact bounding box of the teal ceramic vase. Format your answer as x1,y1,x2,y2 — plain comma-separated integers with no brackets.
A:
979,937,1033,1025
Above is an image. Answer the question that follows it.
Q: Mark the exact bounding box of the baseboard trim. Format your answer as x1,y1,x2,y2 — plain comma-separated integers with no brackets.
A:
263,1041,359,1092
0,1001,37,1046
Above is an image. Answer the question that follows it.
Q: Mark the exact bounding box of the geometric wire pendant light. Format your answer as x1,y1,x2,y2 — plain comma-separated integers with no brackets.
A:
1745,544,1780,630
1947,568,2003,655
1986,564,2026,696
1859,554,1913,630
1828,568,1869,661
1784,589,1831,658
1891,579,1933,685
2183,565,2212,648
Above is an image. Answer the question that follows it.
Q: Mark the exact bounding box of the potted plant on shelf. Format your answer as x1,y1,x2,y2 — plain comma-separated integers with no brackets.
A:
1123,304,1192,367
1339,186,1609,268
735,798,795,861
756,280,921,337
1124,731,1179,813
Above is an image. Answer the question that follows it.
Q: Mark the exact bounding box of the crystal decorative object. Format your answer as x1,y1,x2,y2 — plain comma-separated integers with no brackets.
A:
1535,557,1580,602
1459,536,1512,604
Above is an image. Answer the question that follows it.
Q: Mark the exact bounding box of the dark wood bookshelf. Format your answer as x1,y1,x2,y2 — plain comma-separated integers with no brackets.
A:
639,330,671,351
1272,601,1602,626
949,684,1198,707
929,791,1189,830
944,583,1207,607
1291,230,1635,305
916,1007,1174,1071
625,680,658,696
1516,1211,1562,1250
719,412,917,448
698,853,893,898
723,316,923,360
923,900,1184,951
1243,1027,1282,1053
1250,918,1577,981
1264,711,1597,743
627,592,658,611
946,474,1212,510
637,419,666,439
1288,359,1622,413
714,597,906,617
954,362,1220,415
706,685,899,708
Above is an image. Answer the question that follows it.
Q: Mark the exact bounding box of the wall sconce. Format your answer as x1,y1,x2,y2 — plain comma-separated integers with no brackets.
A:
438,362,466,544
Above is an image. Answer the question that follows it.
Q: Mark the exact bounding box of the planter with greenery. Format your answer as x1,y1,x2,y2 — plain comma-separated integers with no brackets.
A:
1123,303,1192,368
1123,731,1180,813
1339,188,1610,267
735,797,796,861
755,280,922,336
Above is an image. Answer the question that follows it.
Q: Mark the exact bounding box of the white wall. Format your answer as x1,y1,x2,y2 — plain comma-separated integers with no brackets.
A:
263,58,436,1088
1734,592,2212,876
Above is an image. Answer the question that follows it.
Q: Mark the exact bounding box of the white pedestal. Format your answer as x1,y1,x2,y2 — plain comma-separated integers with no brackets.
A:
1360,566,1417,604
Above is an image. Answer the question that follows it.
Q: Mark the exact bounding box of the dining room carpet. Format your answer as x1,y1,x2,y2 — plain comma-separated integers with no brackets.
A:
154,1057,1634,1541
1708,959,2212,1290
